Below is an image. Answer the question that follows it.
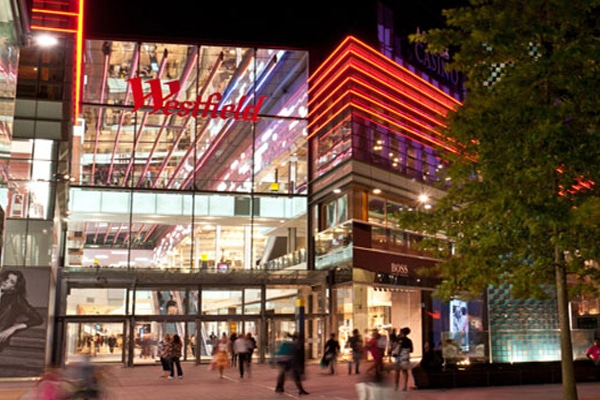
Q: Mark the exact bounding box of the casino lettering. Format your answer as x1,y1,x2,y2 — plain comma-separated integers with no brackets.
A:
414,42,461,86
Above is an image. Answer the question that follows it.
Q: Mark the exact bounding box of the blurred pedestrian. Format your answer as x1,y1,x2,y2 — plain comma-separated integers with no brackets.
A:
246,332,257,367
586,337,600,366
158,333,171,378
233,332,250,378
168,334,183,379
213,333,231,379
324,333,341,374
275,333,309,395
229,332,238,366
392,327,413,391
347,329,363,375
365,329,385,380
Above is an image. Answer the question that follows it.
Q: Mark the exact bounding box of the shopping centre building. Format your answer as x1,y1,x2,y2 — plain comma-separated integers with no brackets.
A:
0,0,597,378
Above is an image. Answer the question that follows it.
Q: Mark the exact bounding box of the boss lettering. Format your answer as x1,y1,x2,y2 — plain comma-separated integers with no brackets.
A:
391,263,409,275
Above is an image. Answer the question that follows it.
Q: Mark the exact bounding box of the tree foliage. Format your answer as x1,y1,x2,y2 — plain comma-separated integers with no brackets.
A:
402,0,600,301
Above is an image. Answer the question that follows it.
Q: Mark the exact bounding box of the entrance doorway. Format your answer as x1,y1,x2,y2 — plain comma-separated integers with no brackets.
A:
65,321,125,364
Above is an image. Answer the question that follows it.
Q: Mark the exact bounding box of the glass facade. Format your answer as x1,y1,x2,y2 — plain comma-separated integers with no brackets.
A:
3,2,596,374
65,40,308,271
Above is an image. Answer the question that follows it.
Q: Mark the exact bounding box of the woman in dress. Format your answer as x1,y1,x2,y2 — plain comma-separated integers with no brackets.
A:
213,333,230,379
392,327,414,391
0,269,43,352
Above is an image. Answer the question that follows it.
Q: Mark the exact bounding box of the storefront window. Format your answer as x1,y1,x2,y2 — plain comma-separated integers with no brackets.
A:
368,287,392,329
244,288,262,315
66,288,127,315
368,196,386,224
372,226,387,250
202,289,243,315
265,288,298,314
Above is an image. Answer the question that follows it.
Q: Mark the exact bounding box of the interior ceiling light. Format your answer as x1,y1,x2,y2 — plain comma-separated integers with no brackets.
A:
34,33,59,47
418,194,429,203
372,188,382,195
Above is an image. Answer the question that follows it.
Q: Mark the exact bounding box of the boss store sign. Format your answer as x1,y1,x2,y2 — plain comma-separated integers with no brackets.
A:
353,248,437,278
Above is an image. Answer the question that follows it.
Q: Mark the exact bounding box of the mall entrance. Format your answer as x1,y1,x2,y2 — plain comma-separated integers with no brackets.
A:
58,269,329,368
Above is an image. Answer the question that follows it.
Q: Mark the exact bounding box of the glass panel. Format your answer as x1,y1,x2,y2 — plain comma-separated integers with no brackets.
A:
134,289,188,316
372,226,387,250
66,288,127,315
7,139,55,220
368,196,386,224
368,287,392,328
386,201,406,227
389,229,407,252
133,322,160,365
65,322,124,364
202,289,243,315
244,288,262,315
265,288,298,313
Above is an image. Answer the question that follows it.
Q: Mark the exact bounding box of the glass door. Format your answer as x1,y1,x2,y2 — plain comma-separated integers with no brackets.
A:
65,321,125,364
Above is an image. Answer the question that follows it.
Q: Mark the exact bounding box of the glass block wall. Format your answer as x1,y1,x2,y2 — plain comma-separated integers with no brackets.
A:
488,285,560,362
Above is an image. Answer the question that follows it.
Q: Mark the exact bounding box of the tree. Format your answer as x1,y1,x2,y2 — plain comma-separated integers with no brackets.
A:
402,1,600,399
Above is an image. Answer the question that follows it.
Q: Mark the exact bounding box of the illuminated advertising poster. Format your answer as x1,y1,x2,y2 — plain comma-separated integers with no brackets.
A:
0,267,49,377
450,299,469,351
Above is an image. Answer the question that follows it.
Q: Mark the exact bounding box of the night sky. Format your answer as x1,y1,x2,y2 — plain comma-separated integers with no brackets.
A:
82,1,466,48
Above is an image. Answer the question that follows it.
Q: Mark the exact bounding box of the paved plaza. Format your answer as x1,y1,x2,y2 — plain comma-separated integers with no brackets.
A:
1,361,600,400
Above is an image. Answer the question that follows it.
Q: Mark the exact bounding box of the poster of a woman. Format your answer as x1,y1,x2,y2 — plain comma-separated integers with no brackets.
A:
0,268,49,377
450,299,469,351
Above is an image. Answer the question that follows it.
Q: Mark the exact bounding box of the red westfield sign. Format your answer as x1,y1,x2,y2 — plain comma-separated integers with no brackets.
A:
127,77,268,121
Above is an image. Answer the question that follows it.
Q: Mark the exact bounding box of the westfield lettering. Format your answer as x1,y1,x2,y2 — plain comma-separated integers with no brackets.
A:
127,77,268,121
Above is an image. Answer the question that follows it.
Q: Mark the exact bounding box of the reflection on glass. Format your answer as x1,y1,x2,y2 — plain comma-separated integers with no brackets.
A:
65,322,124,364
244,288,261,315
202,289,242,315
66,288,127,315
368,196,386,224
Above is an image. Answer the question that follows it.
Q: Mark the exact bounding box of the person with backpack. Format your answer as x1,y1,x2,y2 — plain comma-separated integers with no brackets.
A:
324,333,341,374
275,333,309,395
347,329,363,375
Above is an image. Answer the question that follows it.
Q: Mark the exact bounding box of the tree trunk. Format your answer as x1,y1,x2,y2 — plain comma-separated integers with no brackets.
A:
555,249,578,400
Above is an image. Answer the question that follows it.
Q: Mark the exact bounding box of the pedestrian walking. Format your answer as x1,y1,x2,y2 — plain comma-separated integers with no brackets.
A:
275,333,309,395
392,327,413,391
365,329,385,380
233,332,250,378
212,333,231,379
229,332,238,367
347,329,363,375
246,332,257,372
324,333,341,374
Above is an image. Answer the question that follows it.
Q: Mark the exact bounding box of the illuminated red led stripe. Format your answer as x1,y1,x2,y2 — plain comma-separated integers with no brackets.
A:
352,109,460,155
308,81,450,141
308,73,447,130
306,91,460,155
30,25,76,33
309,37,461,108
310,60,453,117
30,0,84,123
75,0,84,121
32,7,79,16
309,36,355,84
349,88,447,137
310,48,458,113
